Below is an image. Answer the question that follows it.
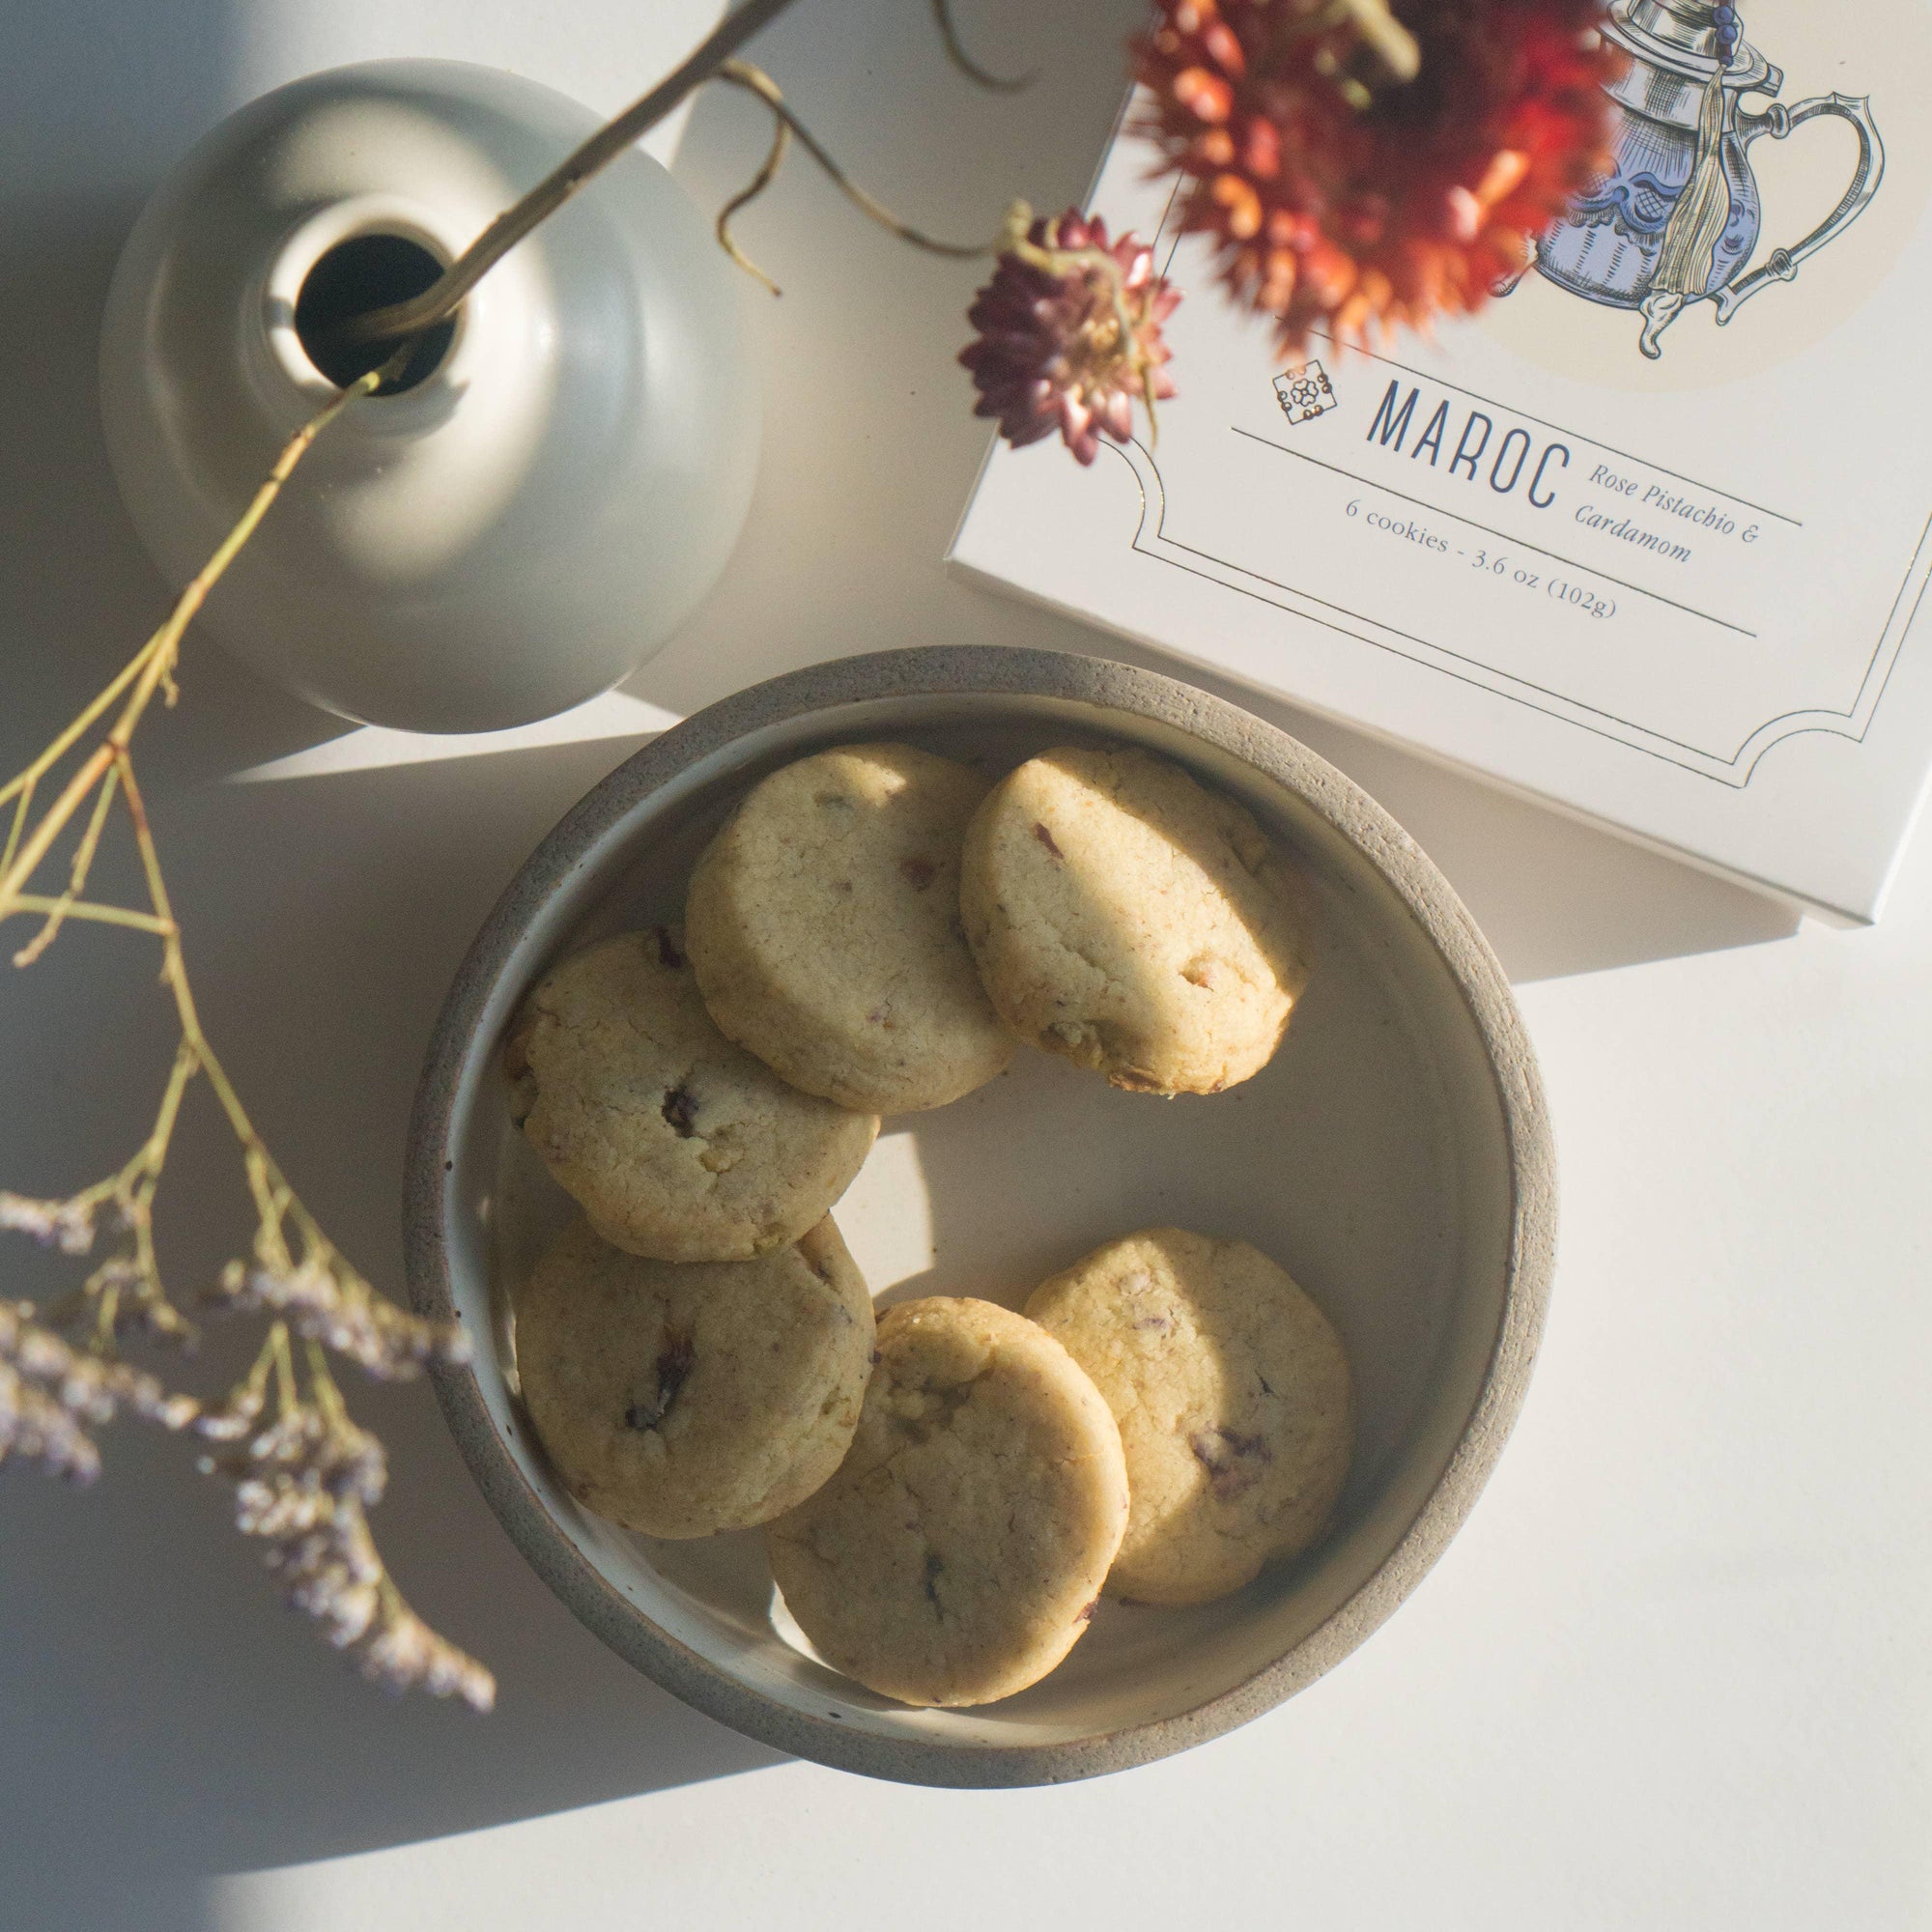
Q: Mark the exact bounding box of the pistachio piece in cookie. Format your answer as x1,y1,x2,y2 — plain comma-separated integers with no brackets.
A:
767,1296,1127,1707
516,1215,876,1538
503,927,877,1263
1026,1227,1353,1606
686,743,1014,1114
959,745,1312,1094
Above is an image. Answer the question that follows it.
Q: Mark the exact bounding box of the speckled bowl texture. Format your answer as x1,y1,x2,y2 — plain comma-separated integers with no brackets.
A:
405,647,1555,1786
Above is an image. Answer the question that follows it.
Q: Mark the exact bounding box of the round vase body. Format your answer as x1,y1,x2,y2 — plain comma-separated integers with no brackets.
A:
99,60,761,732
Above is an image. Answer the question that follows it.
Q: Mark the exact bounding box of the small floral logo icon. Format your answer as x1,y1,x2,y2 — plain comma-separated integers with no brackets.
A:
1274,361,1337,426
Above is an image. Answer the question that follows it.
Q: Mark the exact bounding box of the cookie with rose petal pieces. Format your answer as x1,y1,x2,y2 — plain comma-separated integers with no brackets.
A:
767,1295,1127,1707
504,928,877,1262
517,1213,875,1538
1026,1227,1352,1605
959,745,1312,1094
687,743,1014,1114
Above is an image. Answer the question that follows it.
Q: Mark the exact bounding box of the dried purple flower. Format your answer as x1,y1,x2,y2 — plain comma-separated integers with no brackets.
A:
203,1405,386,1515
959,205,1180,465
195,1365,493,1710
0,1356,102,1482
213,1254,470,1380
0,1191,99,1255
190,1381,268,1444
270,1513,384,1647
355,1586,498,1711
0,1298,198,1483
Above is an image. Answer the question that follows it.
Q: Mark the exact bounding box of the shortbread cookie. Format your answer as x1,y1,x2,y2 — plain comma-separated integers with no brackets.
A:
768,1296,1128,1707
517,1214,876,1538
504,928,877,1262
959,745,1312,1094
687,744,1014,1114
1027,1227,1352,1605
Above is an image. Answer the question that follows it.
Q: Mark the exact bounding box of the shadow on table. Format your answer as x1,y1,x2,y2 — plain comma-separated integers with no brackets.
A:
0,249,770,1932
0,124,779,1892
0,736,786,1932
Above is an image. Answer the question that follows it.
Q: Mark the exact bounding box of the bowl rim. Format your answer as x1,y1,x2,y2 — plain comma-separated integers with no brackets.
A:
403,645,1556,1787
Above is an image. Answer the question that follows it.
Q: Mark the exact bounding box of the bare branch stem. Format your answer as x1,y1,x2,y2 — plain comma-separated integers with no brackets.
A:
2,781,33,877
0,644,154,816
14,762,123,967
0,370,381,933
716,61,995,260
929,0,1033,92
342,0,807,349
715,105,793,294
4,895,173,938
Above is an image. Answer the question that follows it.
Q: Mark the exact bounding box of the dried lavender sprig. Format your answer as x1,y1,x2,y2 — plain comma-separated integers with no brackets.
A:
268,1511,384,1647
0,1357,101,1481
199,1367,493,1710
0,1299,199,1481
212,1255,470,1380
0,349,495,1709
201,1404,387,1512
0,1191,99,1255
0,1299,197,1427
355,1577,497,1711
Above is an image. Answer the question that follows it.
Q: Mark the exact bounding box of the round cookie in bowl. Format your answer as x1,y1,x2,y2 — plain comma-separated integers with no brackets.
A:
409,646,1555,1786
516,1214,875,1539
686,742,1014,1114
768,1296,1128,1708
1027,1227,1354,1607
503,925,877,1262
959,744,1313,1095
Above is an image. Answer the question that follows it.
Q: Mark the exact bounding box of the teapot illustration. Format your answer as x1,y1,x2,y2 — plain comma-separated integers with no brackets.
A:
1508,0,1884,358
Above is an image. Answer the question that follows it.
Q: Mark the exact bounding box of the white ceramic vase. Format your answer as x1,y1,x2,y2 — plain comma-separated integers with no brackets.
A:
99,59,761,733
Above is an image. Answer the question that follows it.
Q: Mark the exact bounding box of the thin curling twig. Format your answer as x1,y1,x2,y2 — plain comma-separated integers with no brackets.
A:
716,61,995,260
929,0,1034,93
341,0,805,350
716,106,793,294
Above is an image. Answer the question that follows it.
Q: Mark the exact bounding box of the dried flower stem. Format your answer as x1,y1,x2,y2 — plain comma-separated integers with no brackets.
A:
0,360,488,1704
342,0,808,350
349,0,1008,349
929,0,1033,94
5,895,172,938
714,61,995,270
715,95,794,295
0,370,382,932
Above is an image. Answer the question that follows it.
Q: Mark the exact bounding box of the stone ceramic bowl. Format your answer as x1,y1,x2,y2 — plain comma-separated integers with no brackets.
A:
405,646,1554,1786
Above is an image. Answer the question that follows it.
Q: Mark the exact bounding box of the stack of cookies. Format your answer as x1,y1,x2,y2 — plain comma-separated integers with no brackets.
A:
505,740,1354,1708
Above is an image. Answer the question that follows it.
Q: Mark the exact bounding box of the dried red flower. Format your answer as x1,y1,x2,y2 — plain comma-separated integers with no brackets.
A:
1132,0,1619,353
959,207,1180,465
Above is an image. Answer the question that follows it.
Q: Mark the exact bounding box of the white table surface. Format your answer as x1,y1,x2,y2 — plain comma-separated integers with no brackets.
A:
2,3,1928,1928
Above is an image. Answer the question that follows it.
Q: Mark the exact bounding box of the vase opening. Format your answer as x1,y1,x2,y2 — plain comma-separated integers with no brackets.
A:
293,232,458,396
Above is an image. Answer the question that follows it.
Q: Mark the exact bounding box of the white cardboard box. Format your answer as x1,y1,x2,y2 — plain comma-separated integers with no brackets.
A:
951,7,1932,923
